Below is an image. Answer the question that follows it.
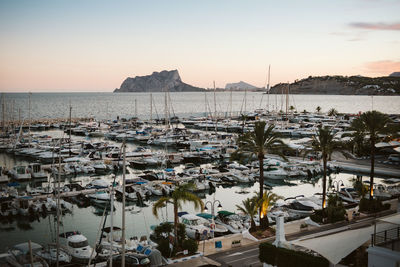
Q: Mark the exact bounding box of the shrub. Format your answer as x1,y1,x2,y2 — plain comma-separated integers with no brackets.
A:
359,198,390,213
157,239,173,258
182,239,198,254
259,242,328,267
310,195,346,224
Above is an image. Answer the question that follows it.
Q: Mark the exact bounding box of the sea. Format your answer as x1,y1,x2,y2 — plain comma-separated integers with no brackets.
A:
0,92,399,253
2,92,400,120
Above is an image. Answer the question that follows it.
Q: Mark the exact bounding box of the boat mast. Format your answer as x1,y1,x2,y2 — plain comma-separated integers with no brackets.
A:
109,174,115,266
68,102,72,157
121,138,126,267
28,92,31,147
229,88,233,118
267,65,271,112
286,82,289,119
135,98,138,118
244,89,247,115
164,89,169,129
150,94,153,122
56,139,62,267
213,81,217,134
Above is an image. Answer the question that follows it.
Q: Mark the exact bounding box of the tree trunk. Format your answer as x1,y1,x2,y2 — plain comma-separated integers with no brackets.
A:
322,153,327,214
174,203,178,245
370,138,375,200
250,219,256,232
259,155,264,199
259,154,268,229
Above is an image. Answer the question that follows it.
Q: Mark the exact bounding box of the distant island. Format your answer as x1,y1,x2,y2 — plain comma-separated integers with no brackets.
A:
225,81,259,91
114,70,204,92
114,70,400,95
269,74,400,95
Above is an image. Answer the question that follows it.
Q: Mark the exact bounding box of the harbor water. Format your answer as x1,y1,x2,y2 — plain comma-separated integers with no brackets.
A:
3,92,400,120
0,93,399,253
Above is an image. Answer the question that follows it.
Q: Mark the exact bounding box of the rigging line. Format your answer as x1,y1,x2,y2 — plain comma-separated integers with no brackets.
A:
88,201,108,266
239,94,245,114
152,95,160,120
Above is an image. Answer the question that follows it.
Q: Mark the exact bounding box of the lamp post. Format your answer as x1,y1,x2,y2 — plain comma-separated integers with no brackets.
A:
331,180,344,195
204,200,222,240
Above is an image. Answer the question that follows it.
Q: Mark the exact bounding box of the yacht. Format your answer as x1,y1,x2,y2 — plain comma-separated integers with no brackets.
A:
0,166,9,183
263,166,288,180
180,214,211,240
28,163,47,179
59,231,95,263
6,242,49,266
9,166,31,181
34,244,72,265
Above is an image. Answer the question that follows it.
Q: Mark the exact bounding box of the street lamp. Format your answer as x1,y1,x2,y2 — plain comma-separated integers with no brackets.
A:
331,180,344,195
204,200,222,239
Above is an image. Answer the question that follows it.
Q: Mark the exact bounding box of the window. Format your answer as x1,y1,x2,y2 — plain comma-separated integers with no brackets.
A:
68,240,88,248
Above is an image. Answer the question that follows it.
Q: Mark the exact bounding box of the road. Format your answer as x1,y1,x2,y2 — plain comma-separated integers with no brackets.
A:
207,242,263,267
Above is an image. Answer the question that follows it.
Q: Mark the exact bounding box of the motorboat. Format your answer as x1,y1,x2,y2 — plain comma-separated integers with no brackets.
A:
59,231,95,263
215,210,246,234
34,243,72,265
28,163,47,179
263,166,288,180
283,195,321,216
196,213,229,237
87,191,111,204
9,166,31,181
180,214,211,240
86,178,110,189
6,242,49,267
0,166,9,183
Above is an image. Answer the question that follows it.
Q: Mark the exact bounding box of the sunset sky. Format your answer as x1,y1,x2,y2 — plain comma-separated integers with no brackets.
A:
0,0,399,92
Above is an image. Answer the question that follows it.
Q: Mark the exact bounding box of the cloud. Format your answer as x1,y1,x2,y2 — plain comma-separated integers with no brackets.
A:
364,60,400,75
349,22,400,31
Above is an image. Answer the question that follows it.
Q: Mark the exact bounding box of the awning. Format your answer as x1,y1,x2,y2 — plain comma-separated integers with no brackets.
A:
292,214,400,264
378,213,400,225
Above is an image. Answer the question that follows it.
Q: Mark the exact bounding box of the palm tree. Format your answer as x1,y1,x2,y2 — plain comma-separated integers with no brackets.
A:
358,111,391,199
328,108,338,117
257,191,281,228
316,106,321,114
237,121,288,228
152,183,204,244
347,117,366,157
308,126,345,211
236,197,258,231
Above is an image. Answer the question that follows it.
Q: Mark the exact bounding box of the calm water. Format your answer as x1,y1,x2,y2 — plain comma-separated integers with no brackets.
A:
2,92,400,121
1,92,399,253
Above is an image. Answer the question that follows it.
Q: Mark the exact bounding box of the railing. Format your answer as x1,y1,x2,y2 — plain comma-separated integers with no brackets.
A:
371,226,400,251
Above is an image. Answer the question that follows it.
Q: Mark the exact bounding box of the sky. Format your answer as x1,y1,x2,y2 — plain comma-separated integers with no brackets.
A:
0,0,399,92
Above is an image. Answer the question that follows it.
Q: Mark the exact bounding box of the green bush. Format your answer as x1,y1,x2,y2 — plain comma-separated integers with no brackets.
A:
157,239,173,258
310,195,346,224
259,242,329,267
182,238,198,254
359,198,390,213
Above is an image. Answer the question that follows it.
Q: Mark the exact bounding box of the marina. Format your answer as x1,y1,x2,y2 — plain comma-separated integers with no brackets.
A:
0,92,399,266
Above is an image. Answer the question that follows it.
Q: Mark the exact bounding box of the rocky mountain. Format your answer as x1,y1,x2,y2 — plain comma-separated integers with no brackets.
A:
390,72,400,77
225,81,259,90
270,75,400,95
114,70,204,92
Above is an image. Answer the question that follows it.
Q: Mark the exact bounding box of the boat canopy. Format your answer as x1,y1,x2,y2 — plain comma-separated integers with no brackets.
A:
218,210,235,217
178,211,188,217
196,213,214,219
